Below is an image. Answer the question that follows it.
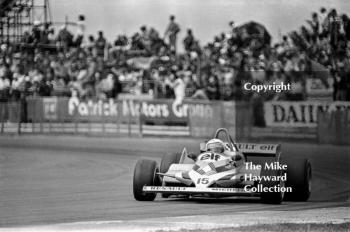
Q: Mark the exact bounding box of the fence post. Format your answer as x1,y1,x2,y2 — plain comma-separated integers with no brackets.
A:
116,100,121,134
102,111,106,134
61,107,64,133
88,114,92,134
0,103,4,134
32,98,35,133
40,102,43,133
128,109,131,137
17,101,21,134
48,112,52,133
74,116,78,134
116,111,120,134
188,104,192,137
139,110,143,137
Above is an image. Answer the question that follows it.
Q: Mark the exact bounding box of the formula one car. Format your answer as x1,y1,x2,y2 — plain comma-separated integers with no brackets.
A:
133,128,311,204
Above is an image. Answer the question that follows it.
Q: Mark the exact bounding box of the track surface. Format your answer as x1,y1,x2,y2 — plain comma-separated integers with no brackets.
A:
0,135,349,227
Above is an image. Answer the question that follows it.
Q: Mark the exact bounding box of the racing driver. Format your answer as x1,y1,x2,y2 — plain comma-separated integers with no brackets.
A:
206,139,245,165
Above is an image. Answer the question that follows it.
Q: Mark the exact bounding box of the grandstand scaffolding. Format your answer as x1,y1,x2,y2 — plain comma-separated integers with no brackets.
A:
0,0,51,44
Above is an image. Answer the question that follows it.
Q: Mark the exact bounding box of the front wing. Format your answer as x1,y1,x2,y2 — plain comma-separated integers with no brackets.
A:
143,186,260,197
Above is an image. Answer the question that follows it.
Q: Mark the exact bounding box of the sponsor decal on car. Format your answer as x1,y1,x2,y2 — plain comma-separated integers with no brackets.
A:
143,186,250,193
146,186,187,191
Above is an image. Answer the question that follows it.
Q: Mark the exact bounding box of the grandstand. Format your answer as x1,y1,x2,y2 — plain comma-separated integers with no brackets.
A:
0,0,51,43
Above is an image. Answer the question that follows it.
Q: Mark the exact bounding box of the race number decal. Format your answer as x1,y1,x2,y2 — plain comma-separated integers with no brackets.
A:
197,178,209,184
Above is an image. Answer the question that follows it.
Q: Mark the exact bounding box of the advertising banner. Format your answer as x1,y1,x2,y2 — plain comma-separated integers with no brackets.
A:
306,78,333,100
264,101,350,127
67,97,119,122
43,98,58,120
67,97,216,125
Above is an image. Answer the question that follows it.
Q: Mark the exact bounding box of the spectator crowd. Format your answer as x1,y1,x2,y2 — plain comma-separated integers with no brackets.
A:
0,7,350,104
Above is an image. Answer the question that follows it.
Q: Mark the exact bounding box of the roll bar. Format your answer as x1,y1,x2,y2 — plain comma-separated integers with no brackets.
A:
213,128,238,151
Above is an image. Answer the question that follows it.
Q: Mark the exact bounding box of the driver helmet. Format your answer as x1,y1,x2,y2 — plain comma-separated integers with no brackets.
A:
206,139,226,153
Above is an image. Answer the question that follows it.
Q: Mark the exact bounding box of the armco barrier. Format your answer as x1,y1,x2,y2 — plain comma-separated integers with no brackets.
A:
188,100,222,137
233,102,252,139
317,109,350,145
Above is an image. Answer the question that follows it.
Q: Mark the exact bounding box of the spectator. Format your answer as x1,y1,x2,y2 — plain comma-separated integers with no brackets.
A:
56,25,73,52
85,35,95,54
0,7,349,103
0,76,10,101
229,21,235,33
306,12,320,42
183,29,195,53
319,7,328,31
100,73,115,98
75,15,86,47
149,27,165,54
164,15,180,53
341,14,350,41
191,86,209,100
32,20,42,44
40,23,52,44
112,73,122,99
95,31,106,58
183,71,196,97
140,26,151,51
328,9,341,53
206,75,220,100
52,75,68,97
334,58,350,100
167,73,185,104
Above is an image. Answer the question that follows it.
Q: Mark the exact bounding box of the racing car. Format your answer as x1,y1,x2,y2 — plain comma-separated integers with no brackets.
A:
133,128,312,204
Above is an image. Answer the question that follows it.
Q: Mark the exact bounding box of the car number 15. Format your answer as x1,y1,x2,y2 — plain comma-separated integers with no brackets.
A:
197,178,209,184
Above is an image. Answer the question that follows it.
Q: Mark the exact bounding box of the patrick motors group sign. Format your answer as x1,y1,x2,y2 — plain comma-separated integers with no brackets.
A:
67,97,215,123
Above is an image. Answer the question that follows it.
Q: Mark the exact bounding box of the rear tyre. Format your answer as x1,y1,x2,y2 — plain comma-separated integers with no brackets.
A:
160,153,182,198
284,158,312,201
133,159,160,201
260,161,285,204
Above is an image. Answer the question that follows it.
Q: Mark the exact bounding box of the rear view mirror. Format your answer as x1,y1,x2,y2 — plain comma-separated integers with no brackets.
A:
200,142,206,152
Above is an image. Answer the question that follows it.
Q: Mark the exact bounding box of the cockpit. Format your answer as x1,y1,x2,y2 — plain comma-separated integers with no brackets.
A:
200,128,239,153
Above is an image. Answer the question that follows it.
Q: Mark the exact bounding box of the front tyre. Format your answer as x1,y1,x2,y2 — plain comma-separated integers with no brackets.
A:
133,159,160,201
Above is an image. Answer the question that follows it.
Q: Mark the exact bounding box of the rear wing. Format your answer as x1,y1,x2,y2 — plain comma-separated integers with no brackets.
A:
236,143,281,158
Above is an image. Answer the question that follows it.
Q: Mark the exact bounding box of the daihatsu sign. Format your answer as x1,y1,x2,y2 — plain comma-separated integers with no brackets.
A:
264,101,350,127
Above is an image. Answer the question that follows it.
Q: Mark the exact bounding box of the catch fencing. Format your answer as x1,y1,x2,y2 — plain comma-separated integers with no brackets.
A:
317,108,350,145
